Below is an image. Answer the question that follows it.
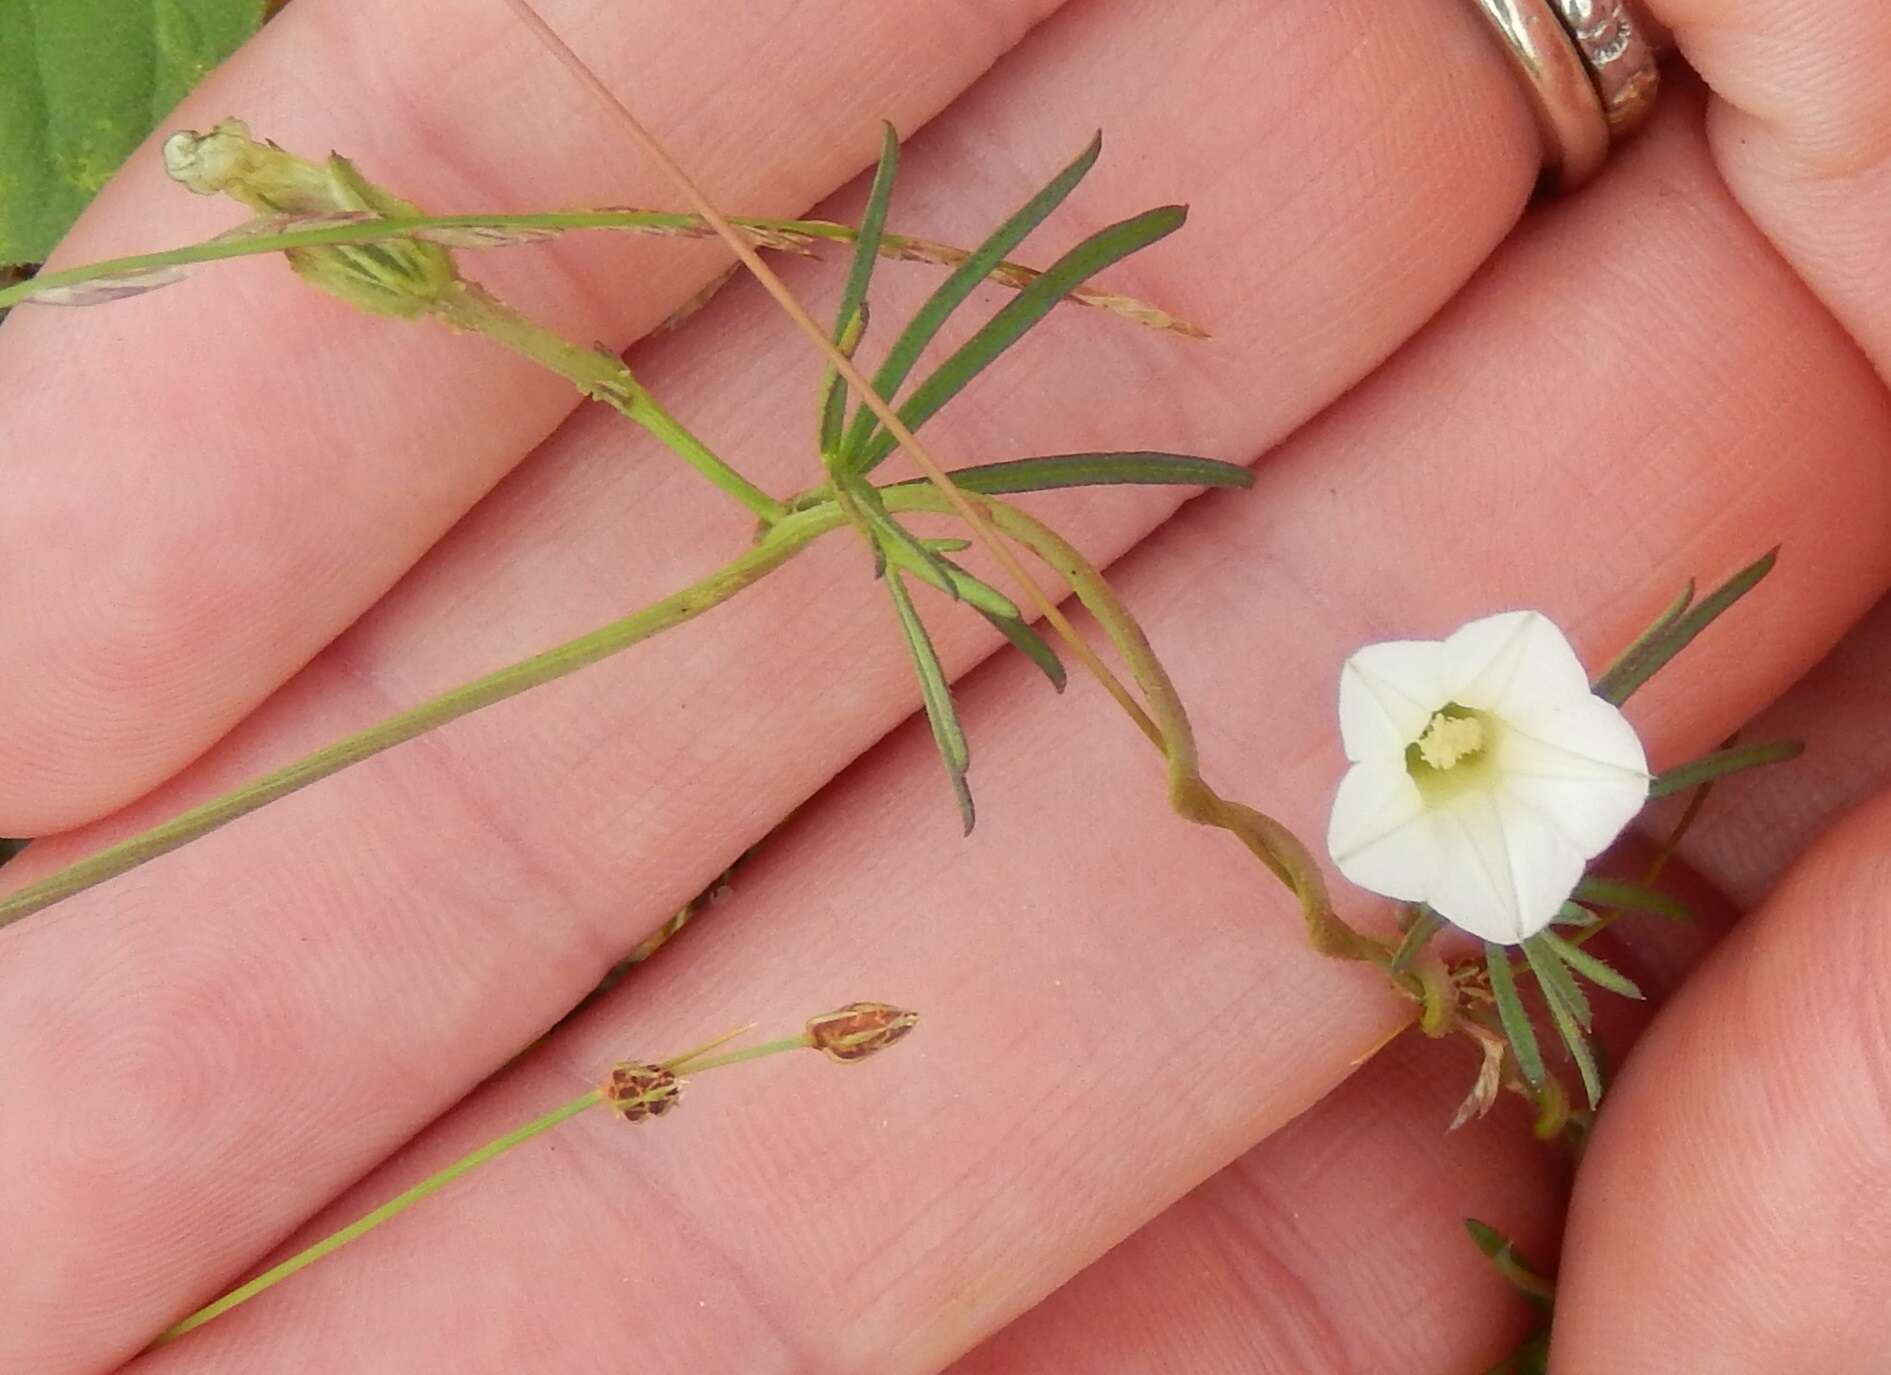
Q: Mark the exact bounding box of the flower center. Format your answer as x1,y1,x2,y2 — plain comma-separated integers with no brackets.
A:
1405,704,1495,799
1414,710,1485,770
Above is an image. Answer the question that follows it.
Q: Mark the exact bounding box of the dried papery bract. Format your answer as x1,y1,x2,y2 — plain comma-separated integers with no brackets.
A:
601,1062,685,1122
806,1002,921,1063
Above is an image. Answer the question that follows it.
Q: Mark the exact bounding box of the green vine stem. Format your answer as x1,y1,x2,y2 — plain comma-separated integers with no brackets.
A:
0,503,859,929
428,279,787,523
889,485,1390,967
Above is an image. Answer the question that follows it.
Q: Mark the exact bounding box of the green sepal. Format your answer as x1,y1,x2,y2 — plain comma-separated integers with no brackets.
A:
1538,929,1643,1000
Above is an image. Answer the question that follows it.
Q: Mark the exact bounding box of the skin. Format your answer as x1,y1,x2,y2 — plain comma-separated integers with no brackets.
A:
1,0,1889,1370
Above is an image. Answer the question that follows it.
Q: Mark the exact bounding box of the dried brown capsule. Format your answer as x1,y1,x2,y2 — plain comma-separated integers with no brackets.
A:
601,1062,685,1122
805,1002,919,1064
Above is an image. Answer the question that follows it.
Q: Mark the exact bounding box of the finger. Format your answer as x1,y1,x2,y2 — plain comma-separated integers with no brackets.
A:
1664,593,1891,908
1555,782,1891,1371
122,94,1891,1372
0,0,1553,1367
953,848,1729,1375
0,0,1069,834
1646,0,1891,377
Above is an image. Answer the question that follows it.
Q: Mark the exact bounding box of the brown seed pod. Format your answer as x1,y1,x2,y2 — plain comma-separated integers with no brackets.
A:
601,1062,685,1122
805,1002,919,1064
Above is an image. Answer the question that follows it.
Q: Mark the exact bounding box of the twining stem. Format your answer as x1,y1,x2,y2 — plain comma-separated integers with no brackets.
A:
431,281,787,524
891,486,1386,965
150,1090,603,1345
0,504,857,930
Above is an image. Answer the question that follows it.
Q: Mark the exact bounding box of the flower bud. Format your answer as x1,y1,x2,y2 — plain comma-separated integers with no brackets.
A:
162,119,460,318
601,1062,685,1122
805,1002,919,1064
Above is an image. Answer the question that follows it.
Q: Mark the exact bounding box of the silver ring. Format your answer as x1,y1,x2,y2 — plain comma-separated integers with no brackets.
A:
1465,0,1660,192
1550,0,1661,137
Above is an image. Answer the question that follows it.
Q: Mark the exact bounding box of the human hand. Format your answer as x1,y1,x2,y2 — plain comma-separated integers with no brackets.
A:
2,1,1888,1371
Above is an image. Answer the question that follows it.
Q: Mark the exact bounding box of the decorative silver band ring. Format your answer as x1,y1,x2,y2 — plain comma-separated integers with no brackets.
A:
1465,0,1661,191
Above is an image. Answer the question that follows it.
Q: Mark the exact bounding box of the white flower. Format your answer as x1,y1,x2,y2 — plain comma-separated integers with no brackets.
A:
1326,611,1649,945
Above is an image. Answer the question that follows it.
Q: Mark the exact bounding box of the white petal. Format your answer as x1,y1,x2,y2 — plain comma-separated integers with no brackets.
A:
1338,640,1446,763
1443,611,1592,719
1495,695,1649,855
1423,788,1588,944
1327,759,1437,903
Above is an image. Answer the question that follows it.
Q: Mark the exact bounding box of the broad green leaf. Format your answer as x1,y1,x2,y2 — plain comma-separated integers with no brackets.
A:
840,132,1102,463
1522,935,1592,1032
1571,876,1692,922
1596,549,1777,705
821,124,897,456
1648,738,1803,798
1486,942,1544,1087
885,572,974,834
850,205,1188,475
977,609,1066,693
904,451,1254,496
1539,930,1643,1000
0,0,266,265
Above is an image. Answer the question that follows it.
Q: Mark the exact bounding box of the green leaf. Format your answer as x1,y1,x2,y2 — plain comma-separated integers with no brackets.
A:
0,0,266,265
904,451,1254,496
1388,904,1446,974
1522,935,1593,1032
1595,549,1777,705
1486,942,1544,1087
820,124,898,456
1571,876,1692,923
978,609,1066,693
1525,937,1603,1107
1649,739,1803,798
1538,929,1643,1000
850,204,1188,475
839,132,1102,463
1593,579,1692,700
1464,1218,1557,1309
885,572,974,834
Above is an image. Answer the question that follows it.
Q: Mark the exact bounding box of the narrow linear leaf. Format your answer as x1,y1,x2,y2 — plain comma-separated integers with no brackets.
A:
1485,943,1544,1087
1553,900,1601,929
817,302,870,459
904,451,1254,496
821,123,899,456
977,609,1066,693
1389,904,1446,975
851,205,1188,476
1539,930,1643,1000
934,558,1022,622
840,132,1103,462
1649,739,1803,798
1522,935,1593,1033
1464,1219,1558,1309
1571,876,1692,923
1597,549,1778,705
852,484,959,600
885,573,974,834
920,538,972,555
1592,579,1693,700
1536,966,1604,1108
